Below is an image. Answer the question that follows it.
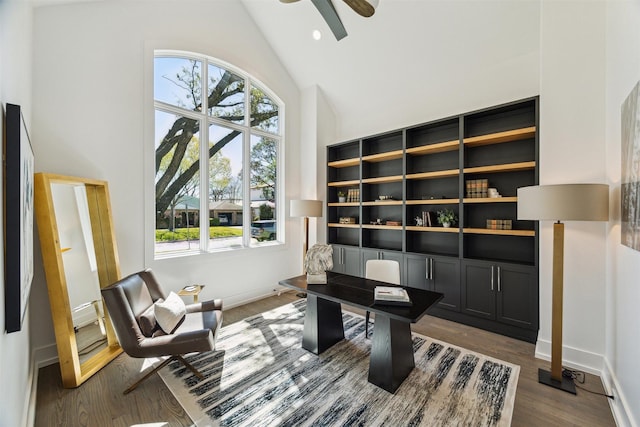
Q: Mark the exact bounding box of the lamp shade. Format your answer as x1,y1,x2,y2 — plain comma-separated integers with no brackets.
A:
290,199,323,218
517,184,609,221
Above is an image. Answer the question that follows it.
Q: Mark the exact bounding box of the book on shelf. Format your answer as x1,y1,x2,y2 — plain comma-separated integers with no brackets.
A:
374,286,412,306
421,211,436,227
465,179,489,198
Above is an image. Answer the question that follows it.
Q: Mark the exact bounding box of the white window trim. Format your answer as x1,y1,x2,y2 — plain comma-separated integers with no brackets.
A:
146,49,285,262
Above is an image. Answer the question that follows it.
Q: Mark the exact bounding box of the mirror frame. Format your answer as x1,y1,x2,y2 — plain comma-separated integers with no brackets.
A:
34,173,122,388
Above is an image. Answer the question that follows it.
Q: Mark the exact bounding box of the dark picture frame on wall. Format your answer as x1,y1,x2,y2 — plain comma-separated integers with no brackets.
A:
3,103,35,333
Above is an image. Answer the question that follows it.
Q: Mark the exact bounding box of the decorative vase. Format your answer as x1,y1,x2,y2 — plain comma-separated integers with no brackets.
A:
338,197,346,203
442,222,451,228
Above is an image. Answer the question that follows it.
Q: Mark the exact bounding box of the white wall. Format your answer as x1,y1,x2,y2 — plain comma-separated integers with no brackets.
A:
0,1,36,425
605,1,640,425
330,3,541,142
300,85,336,249
537,1,609,372
30,0,302,358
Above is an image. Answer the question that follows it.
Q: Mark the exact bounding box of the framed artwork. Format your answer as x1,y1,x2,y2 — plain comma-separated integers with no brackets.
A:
4,103,35,333
621,81,640,251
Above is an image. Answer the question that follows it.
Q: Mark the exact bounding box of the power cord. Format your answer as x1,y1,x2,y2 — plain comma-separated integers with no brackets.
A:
562,368,614,399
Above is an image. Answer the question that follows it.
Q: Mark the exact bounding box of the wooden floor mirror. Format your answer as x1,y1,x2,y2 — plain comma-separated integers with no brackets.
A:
34,173,122,388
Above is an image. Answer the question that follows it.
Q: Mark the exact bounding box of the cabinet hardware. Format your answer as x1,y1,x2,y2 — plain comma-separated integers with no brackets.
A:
429,258,434,280
497,266,501,292
425,258,429,280
491,265,495,291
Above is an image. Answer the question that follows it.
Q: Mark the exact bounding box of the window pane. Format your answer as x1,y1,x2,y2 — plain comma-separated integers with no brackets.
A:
250,135,278,244
251,85,279,134
208,64,244,124
208,124,244,250
154,57,202,110
154,110,201,255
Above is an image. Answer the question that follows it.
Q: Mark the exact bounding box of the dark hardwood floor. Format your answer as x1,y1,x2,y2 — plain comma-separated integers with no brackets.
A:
35,291,616,426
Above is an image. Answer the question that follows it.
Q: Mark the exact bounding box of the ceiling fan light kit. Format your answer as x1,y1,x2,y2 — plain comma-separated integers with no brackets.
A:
281,0,378,41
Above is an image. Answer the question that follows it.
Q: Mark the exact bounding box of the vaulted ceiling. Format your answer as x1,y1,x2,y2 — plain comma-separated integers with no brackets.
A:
241,0,540,139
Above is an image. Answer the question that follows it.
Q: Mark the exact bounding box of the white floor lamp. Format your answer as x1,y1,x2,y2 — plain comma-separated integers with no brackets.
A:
290,199,323,270
518,183,609,394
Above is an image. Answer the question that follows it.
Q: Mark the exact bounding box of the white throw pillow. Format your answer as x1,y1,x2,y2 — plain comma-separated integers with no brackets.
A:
154,291,186,334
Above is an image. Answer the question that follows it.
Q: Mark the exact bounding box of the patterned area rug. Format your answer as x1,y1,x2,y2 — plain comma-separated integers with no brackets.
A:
158,300,519,427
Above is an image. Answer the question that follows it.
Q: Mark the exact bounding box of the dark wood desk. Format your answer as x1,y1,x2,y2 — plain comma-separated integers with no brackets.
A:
278,271,443,393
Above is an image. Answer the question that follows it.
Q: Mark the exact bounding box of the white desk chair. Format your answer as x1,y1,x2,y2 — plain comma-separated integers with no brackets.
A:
365,259,401,338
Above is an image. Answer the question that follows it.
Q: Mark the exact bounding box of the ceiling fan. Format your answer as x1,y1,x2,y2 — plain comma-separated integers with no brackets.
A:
280,0,378,41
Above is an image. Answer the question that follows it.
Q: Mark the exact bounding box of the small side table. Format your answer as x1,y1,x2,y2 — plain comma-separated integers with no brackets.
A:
178,285,205,303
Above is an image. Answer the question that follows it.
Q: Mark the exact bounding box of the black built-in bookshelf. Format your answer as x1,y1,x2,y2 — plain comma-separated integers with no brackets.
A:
326,97,539,342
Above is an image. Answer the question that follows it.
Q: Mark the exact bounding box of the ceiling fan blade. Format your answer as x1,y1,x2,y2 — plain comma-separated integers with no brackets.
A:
311,0,348,41
343,0,375,17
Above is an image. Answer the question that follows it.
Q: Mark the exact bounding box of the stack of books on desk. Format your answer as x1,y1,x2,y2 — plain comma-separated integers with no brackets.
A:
374,286,412,306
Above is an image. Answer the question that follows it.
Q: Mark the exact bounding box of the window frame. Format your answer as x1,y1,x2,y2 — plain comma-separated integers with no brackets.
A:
148,49,285,260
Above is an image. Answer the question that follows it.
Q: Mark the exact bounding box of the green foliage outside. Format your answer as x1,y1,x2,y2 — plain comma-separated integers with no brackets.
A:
156,226,242,242
259,204,273,220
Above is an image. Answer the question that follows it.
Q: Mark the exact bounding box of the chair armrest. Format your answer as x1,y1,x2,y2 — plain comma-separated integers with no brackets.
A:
186,298,223,313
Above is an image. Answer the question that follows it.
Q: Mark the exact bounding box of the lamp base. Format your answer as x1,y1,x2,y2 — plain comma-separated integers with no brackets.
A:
538,368,576,394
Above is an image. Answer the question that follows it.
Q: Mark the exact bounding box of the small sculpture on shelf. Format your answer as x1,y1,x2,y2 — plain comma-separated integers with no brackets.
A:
414,216,424,226
437,208,457,228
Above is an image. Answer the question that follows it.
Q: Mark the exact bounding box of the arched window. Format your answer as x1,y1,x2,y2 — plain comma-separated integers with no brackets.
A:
153,51,283,256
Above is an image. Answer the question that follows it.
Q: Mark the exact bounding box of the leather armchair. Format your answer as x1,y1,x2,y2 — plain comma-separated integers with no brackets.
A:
101,269,223,394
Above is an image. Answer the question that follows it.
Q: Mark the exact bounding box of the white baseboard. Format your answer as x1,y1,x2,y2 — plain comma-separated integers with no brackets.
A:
23,353,36,427
223,286,294,310
535,338,603,375
602,358,638,427
33,343,60,368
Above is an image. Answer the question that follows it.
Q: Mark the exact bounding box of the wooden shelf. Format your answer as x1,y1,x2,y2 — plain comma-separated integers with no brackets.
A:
405,226,460,233
362,200,403,206
405,169,460,180
362,150,403,163
406,139,459,156
463,197,518,203
328,223,360,228
463,161,535,175
328,180,360,187
362,224,403,230
463,228,535,237
463,126,536,147
327,157,359,168
406,199,459,205
327,202,360,207
361,175,403,184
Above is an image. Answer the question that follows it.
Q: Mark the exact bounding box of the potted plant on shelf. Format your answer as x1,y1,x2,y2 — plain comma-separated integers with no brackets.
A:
338,191,346,203
437,208,457,228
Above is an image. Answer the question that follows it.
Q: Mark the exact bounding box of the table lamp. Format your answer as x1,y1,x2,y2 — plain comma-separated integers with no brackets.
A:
518,183,609,394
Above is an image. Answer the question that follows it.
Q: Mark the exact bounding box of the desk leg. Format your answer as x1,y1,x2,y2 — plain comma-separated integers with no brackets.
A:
368,315,415,393
302,294,344,354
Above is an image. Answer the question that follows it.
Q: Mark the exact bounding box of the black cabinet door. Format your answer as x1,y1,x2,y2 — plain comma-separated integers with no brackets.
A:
496,263,538,330
431,256,460,312
330,245,361,276
330,245,344,273
461,260,495,320
343,247,362,277
361,248,379,269
403,254,429,290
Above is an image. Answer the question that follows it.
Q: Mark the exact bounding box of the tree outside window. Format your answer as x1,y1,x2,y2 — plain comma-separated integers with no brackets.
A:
154,53,281,255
